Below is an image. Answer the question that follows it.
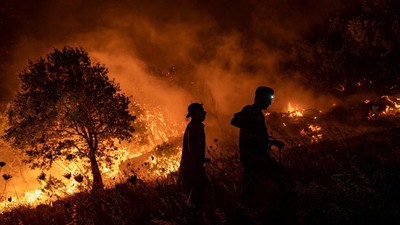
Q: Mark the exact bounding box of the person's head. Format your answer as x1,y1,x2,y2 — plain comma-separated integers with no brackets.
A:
254,86,274,109
186,103,206,122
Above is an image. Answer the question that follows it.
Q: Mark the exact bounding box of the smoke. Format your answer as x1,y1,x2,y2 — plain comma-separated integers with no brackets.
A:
1,0,359,104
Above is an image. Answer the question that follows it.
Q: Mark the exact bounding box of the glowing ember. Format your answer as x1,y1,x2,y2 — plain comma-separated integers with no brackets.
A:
300,124,323,143
124,102,184,180
366,95,400,120
99,145,132,181
287,102,304,118
145,143,181,178
25,189,43,204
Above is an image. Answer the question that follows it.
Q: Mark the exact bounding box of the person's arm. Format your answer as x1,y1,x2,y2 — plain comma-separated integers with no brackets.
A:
231,106,251,128
269,136,285,149
231,106,264,130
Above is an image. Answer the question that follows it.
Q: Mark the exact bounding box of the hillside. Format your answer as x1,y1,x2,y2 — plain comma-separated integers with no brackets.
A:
0,118,399,224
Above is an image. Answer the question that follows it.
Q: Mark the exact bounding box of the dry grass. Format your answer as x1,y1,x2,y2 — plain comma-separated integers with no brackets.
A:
1,122,400,224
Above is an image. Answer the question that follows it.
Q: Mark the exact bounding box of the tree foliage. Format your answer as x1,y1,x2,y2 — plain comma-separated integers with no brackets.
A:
3,46,135,190
284,0,400,97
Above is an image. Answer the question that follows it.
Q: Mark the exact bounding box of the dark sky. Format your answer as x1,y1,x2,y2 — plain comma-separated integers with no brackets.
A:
0,0,360,105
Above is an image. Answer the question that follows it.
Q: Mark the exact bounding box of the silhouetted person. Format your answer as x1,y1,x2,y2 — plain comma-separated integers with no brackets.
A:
179,103,209,210
231,86,285,210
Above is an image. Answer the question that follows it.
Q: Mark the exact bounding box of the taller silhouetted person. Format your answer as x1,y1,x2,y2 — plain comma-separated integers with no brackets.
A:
231,86,285,209
179,103,209,211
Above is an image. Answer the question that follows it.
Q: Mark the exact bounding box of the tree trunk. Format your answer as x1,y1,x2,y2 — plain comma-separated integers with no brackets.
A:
89,152,104,190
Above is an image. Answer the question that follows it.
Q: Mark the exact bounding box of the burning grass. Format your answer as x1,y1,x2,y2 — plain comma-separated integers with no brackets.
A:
1,97,400,224
0,145,243,225
0,101,185,212
1,125,399,225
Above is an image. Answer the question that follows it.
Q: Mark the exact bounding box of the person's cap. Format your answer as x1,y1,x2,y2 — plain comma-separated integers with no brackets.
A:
255,86,274,99
186,103,204,118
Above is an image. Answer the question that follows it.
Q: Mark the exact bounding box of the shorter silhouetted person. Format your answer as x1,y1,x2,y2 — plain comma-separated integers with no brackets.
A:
179,103,209,210
231,86,285,209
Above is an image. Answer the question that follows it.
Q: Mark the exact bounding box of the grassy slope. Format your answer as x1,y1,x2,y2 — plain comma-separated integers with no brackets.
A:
1,126,400,225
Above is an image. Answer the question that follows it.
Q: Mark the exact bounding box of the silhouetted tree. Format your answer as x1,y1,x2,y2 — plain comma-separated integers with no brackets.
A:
284,0,400,97
3,46,135,190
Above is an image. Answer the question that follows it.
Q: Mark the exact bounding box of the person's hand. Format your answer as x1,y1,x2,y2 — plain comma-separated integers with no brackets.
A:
272,139,285,149
203,158,211,163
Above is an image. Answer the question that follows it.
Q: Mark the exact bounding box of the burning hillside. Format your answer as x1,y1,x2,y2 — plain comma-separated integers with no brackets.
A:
267,95,400,148
1,92,399,212
0,92,399,224
0,100,184,212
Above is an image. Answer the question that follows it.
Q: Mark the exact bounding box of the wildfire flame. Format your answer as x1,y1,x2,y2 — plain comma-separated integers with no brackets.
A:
4,96,397,211
366,95,400,120
300,124,323,143
277,102,324,144
287,102,304,118
0,102,184,212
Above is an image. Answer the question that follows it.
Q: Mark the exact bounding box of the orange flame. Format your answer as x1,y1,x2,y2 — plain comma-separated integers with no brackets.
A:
0,102,184,212
300,124,323,143
366,95,400,120
287,102,304,117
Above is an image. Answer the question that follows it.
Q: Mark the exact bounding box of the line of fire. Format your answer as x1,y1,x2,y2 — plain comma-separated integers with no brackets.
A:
1,73,399,209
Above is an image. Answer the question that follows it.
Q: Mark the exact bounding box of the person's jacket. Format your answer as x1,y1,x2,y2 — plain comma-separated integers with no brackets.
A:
231,105,270,167
180,121,206,177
